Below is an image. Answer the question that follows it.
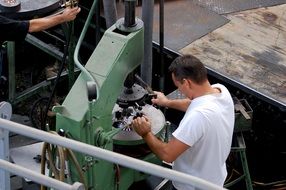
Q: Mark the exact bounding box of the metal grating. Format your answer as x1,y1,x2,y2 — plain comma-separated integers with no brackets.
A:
191,0,286,14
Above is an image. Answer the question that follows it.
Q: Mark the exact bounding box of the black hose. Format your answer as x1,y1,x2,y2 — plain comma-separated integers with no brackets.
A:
42,23,72,130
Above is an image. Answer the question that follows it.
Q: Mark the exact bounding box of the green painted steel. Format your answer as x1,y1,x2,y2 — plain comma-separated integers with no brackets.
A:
53,24,160,190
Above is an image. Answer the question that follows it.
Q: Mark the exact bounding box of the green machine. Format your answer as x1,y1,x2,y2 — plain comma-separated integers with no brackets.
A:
51,1,166,189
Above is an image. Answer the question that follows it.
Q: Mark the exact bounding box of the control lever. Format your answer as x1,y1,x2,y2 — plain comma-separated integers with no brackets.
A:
134,74,158,106
134,74,155,95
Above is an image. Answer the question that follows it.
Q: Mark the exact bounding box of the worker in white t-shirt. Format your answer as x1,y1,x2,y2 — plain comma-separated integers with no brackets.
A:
131,55,235,190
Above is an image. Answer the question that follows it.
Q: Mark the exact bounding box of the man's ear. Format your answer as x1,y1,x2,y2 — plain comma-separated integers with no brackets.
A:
185,79,193,88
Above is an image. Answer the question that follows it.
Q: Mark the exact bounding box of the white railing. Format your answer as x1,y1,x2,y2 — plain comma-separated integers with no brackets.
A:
0,118,227,190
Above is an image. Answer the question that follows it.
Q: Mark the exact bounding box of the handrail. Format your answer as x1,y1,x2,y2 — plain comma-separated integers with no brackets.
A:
73,0,97,82
0,159,83,190
0,118,228,190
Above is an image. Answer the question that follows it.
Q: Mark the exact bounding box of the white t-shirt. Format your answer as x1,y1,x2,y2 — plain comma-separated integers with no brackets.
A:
172,84,234,190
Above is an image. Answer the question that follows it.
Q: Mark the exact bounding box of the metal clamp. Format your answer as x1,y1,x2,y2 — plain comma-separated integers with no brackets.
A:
61,0,78,8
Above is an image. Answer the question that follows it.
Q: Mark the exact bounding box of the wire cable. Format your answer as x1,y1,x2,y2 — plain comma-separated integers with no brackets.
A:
40,131,87,190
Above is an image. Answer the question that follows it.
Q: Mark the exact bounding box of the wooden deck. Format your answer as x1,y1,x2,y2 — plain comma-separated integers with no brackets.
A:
180,4,286,109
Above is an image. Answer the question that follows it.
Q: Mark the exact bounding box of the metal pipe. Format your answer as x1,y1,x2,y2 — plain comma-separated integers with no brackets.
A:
0,159,84,190
141,0,154,85
159,0,165,91
0,129,9,190
95,0,101,45
124,0,136,27
102,0,117,28
73,0,98,82
0,119,227,190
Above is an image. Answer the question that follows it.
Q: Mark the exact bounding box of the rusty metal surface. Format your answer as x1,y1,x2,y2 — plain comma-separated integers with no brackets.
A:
191,0,286,14
0,0,61,19
180,4,286,109
135,0,229,52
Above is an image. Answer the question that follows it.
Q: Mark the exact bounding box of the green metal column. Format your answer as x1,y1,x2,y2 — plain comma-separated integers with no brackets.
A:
7,42,15,103
238,134,253,190
224,133,253,190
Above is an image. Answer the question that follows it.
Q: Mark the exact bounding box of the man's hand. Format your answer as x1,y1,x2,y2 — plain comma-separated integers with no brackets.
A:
131,116,151,138
61,6,81,22
151,91,169,107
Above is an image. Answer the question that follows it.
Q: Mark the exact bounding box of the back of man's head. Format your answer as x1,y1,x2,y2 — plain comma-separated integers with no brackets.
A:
168,55,208,84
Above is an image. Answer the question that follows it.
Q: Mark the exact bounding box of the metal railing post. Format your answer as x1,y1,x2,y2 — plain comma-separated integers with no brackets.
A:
0,128,10,190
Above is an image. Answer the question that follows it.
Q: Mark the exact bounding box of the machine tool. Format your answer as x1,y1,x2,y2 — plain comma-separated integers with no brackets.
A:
61,0,78,8
0,0,62,19
0,0,21,13
48,1,167,189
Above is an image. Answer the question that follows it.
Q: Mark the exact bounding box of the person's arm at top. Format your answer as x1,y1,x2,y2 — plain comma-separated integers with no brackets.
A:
151,91,191,112
28,7,81,33
131,116,189,163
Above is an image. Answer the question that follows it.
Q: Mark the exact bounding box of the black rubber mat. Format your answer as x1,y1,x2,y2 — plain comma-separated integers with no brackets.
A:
138,1,229,52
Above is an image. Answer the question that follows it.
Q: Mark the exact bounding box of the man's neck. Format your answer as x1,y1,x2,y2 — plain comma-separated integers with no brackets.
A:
193,82,220,98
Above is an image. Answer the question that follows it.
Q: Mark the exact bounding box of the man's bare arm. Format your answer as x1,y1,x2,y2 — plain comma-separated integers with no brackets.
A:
28,7,81,33
143,133,189,163
132,116,189,163
151,91,191,112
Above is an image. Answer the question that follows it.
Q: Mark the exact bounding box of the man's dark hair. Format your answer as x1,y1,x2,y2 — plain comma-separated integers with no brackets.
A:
168,55,208,84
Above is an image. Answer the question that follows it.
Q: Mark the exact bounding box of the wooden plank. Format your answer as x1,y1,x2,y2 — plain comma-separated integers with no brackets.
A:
180,4,286,108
